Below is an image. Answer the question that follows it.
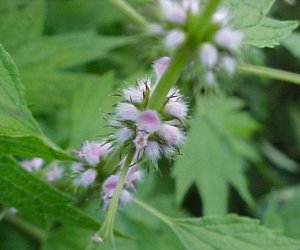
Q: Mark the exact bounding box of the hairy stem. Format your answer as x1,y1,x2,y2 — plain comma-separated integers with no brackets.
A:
109,0,148,26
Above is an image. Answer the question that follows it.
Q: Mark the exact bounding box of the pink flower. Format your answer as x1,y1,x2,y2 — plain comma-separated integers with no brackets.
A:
20,158,44,172
45,166,64,182
215,28,244,52
116,127,134,145
164,29,185,49
158,124,185,146
158,0,187,24
164,101,188,118
153,57,171,81
144,141,160,163
200,43,218,68
116,103,140,121
81,141,111,166
136,110,161,133
74,169,97,187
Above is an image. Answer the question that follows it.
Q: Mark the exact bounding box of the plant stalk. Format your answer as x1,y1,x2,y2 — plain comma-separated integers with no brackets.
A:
109,0,148,26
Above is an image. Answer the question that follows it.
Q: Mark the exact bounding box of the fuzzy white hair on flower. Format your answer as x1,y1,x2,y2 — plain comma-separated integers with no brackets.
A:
215,28,244,52
81,141,112,166
144,141,161,163
212,9,229,26
116,127,134,145
20,158,44,172
45,166,64,182
158,124,185,146
158,0,187,24
200,43,218,68
153,57,171,81
136,110,161,133
74,169,97,187
164,29,185,49
164,101,188,118
116,103,140,121
220,56,236,75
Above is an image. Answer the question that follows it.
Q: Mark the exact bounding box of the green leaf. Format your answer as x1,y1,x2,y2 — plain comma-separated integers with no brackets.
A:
69,72,116,147
225,0,298,48
282,32,300,60
133,198,300,250
171,215,300,250
14,32,131,70
261,185,300,240
173,95,258,215
0,156,100,230
15,32,130,112
261,140,299,173
0,44,73,159
0,0,45,52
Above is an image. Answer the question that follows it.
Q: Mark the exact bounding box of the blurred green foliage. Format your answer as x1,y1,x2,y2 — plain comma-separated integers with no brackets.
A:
0,0,300,249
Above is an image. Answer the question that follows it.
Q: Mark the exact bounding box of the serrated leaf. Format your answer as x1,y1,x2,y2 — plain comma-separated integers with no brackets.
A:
0,44,73,159
225,0,298,48
0,0,45,52
69,72,116,147
173,95,259,215
261,185,300,240
171,214,300,250
0,156,100,230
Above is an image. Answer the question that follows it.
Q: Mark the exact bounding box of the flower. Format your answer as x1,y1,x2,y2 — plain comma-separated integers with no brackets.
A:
45,165,64,182
148,1,244,84
109,57,187,166
101,165,142,210
20,158,44,172
74,169,97,187
78,141,112,166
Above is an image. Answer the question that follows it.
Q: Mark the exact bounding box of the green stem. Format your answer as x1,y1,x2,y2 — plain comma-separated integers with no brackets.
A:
148,44,192,110
132,198,173,227
91,148,135,249
189,0,222,44
238,64,300,85
5,216,47,242
109,0,148,26
148,0,222,111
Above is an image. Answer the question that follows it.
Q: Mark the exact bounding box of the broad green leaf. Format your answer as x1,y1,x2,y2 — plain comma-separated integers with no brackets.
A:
282,32,300,60
14,32,130,112
171,215,300,250
0,0,45,52
0,44,73,159
225,0,298,48
261,185,300,240
173,95,259,215
69,72,116,147
0,156,100,230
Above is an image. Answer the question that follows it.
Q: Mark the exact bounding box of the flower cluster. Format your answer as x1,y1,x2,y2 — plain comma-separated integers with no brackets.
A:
20,158,44,172
72,141,112,187
101,165,142,210
149,0,244,84
70,57,188,209
108,57,188,168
